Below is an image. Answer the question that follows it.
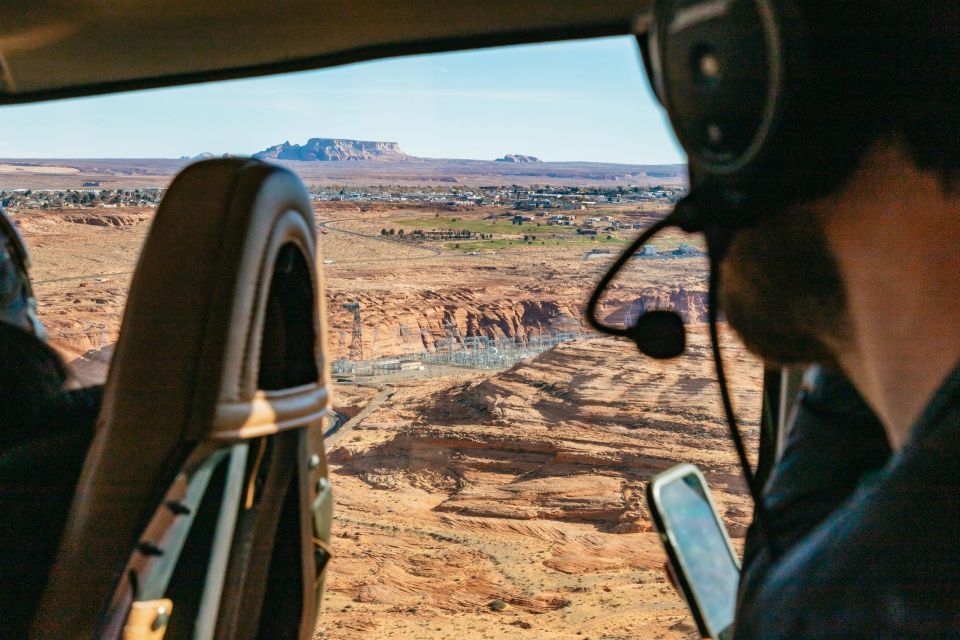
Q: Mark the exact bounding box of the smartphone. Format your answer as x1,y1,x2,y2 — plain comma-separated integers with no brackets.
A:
647,463,741,640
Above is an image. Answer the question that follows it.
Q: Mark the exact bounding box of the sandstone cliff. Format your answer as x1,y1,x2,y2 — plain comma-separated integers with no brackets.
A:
601,287,709,326
327,289,585,359
496,154,541,163
328,328,760,540
253,138,409,162
326,286,708,360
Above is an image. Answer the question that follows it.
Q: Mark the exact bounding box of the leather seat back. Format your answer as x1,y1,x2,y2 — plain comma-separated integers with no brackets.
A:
34,159,332,639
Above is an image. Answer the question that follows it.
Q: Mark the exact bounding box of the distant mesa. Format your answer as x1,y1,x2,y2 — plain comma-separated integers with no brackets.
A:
645,170,680,178
495,154,541,163
252,138,410,162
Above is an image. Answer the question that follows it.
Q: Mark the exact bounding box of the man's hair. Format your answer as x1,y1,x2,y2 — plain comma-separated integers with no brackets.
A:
717,3,958,366
810,2,960,190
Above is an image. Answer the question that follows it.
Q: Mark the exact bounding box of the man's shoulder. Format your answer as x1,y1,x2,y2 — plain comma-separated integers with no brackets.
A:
736,412,960,638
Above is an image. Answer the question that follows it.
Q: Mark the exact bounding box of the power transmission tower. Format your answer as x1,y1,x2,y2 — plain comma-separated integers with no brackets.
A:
342,300,363,360
443,318,463,352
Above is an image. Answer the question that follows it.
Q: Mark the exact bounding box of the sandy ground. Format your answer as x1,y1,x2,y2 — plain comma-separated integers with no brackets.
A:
318,330,759,640
0,163,80,174
0,158,686,190
14,200,760,638
21,202,708,365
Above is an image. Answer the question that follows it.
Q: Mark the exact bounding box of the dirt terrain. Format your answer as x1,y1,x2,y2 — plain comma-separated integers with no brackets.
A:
21,201,706,363
0,158,686,190
319,330,758,640
13,195,760,638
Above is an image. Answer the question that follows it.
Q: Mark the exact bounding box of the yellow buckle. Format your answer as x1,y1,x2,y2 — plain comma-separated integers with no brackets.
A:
122,599,172,640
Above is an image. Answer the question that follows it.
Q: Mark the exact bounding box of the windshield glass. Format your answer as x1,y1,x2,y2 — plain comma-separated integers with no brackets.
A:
3,36,760,639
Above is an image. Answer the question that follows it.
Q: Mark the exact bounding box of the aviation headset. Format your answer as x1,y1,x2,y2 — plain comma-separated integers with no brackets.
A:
587,0,957,554
588,0,883,355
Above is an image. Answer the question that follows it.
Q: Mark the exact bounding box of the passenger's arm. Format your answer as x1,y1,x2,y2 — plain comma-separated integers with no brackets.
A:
0,325,101,637
0,322,102,449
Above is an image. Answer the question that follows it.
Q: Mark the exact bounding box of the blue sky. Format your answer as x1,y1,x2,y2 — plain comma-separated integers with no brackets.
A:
0,36,684,164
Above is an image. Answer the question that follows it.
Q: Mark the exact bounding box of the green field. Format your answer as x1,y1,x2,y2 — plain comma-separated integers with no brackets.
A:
388,215,568,236
444,235,630,252
445,234,706,254
387,215,706,254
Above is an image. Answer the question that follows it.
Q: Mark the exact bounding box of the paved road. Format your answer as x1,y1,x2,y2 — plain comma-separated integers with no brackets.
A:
317,217,443,262
322,410,349,439
33,270,135,285
324,383,395,449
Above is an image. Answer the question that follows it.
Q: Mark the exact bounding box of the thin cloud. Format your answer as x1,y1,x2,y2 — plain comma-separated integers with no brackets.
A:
226,87,623,106
327,87,598,104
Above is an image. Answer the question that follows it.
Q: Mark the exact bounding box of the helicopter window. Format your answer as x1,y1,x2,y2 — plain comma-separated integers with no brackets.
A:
4,35,761,637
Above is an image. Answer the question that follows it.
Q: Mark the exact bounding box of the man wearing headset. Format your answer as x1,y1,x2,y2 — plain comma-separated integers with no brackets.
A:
636,1,960,636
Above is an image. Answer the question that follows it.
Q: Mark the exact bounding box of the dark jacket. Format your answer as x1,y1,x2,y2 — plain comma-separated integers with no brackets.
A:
0,323,101,637
734,364,960,637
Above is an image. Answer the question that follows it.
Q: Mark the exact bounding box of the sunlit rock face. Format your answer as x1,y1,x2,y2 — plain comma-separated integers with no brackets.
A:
253,138,410,162
495,154,541,163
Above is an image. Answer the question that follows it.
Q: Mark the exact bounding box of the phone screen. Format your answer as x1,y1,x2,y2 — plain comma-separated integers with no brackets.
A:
654,468,740,637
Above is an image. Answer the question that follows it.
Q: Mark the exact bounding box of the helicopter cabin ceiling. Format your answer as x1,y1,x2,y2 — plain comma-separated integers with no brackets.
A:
0,1,652,105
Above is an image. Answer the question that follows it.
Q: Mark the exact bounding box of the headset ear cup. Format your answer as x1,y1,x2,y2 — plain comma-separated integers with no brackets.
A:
636,32,665,107
647,0,795,185
646,0,837,199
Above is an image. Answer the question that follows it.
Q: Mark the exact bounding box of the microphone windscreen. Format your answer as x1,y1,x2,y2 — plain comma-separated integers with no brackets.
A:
629,311,686,359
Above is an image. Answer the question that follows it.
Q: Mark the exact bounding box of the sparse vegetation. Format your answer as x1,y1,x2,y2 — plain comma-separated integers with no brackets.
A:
14,159,710,640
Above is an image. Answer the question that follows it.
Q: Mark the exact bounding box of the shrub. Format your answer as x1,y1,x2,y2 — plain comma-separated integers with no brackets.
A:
488,600,507,612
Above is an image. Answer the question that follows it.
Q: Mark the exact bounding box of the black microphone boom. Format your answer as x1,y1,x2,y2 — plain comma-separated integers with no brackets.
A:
586,195,780,559
585,213,688,359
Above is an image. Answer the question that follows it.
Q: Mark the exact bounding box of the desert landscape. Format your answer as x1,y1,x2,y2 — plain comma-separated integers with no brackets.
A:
6,152,759,639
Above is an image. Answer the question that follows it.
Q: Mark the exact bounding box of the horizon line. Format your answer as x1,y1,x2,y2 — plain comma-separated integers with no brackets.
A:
0,155,687,167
